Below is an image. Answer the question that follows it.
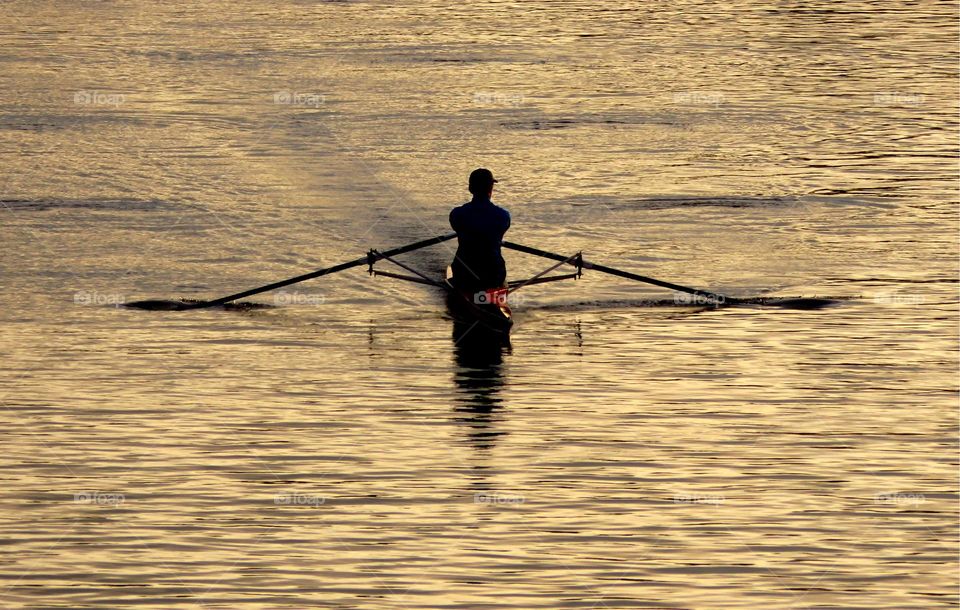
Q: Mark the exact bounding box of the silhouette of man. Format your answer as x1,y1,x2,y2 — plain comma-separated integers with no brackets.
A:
449,168,511,292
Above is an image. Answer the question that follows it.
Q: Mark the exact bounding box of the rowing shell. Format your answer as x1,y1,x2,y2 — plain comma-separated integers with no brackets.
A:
443,268,513,335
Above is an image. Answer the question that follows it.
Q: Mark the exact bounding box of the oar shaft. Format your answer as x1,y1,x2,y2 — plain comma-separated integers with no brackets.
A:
197,233,456,308
502,240,731,303
198,256,367,308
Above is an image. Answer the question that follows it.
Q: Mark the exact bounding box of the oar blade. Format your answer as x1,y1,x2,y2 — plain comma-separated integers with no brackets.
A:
732,296,841,310
124,299,196,311
124,298,273,311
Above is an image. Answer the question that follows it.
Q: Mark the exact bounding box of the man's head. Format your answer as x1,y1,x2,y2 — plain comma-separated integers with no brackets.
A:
468,168,498,196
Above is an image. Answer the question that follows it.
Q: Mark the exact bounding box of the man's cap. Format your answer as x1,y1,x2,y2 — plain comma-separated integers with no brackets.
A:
468,168,498,192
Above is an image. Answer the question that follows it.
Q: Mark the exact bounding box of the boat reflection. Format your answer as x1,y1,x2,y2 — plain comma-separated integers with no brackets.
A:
450,321,510,451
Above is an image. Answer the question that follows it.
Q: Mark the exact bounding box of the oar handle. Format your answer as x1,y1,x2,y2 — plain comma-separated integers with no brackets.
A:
502,240,732,304
194,233,457,309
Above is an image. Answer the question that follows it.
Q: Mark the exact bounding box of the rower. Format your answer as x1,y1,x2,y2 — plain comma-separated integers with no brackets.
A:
449,168,511,294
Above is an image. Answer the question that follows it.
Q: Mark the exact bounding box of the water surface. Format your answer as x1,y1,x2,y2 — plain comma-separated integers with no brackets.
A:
1,0,957,608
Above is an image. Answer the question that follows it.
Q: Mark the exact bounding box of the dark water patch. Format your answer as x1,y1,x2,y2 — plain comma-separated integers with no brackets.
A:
501,114,686,130
824,277,959,284
502,118,576,130
0,111,248,134
395,50,533,65
129,49,269,64
634,196,797,210
0,198,173,212
550,194,798,212
810,186,943,198
0,119,64,132
0,113,152,132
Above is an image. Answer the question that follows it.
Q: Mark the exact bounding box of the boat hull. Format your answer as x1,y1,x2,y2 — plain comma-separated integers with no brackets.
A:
443,279,513,336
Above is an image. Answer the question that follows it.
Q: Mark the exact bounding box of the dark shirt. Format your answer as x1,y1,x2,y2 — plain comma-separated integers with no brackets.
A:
449,196,511,290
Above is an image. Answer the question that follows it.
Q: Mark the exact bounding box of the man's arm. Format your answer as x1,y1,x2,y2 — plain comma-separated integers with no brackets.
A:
449,207,460,232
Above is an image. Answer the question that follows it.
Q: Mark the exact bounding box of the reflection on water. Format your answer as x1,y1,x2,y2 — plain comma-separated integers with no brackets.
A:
451,321,510,451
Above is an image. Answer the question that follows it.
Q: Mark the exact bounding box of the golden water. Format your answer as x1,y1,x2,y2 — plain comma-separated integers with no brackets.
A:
1,0,957,608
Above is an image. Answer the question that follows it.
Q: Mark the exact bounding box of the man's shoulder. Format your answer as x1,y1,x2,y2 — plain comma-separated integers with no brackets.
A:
452,200,509,218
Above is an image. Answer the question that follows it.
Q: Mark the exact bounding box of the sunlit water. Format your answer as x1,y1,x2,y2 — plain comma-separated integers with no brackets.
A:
1,1,957,608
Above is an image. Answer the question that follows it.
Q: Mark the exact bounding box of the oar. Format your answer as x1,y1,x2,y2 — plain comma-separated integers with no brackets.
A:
502,241,837,309
127,233,456,310
503,240,733,305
